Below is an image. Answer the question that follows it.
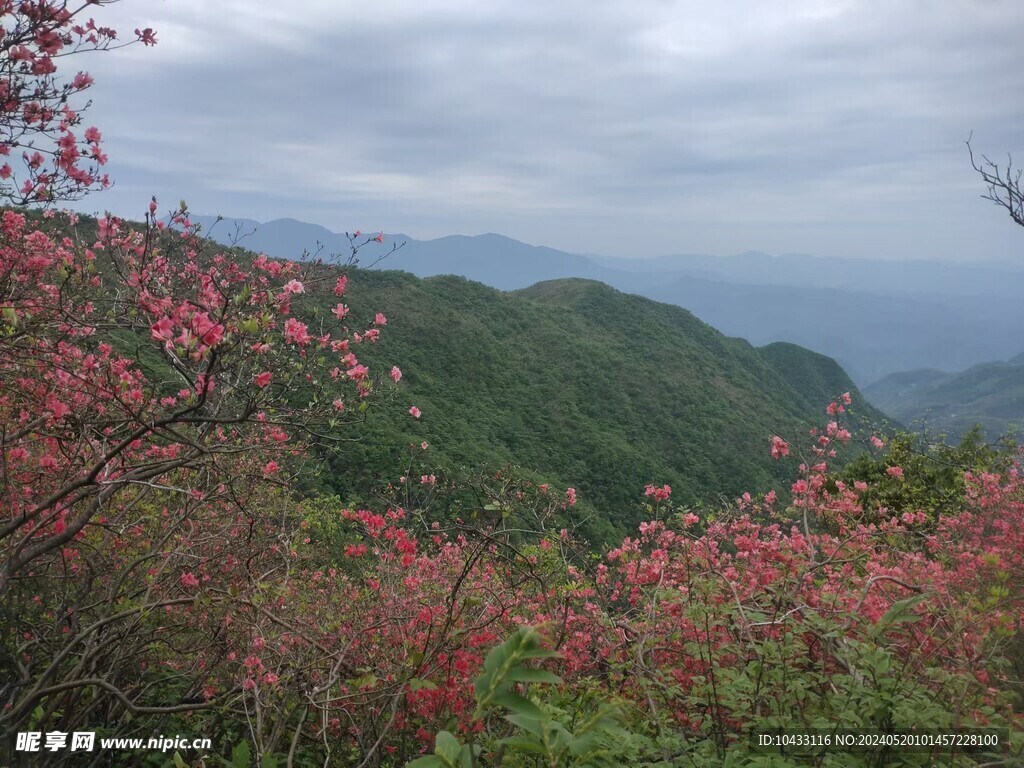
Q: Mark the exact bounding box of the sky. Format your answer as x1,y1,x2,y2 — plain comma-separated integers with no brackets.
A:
71,0,1024,261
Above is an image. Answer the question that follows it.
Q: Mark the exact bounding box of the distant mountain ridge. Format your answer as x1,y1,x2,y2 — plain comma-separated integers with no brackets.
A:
864,354,1024,440
188,215,1024,386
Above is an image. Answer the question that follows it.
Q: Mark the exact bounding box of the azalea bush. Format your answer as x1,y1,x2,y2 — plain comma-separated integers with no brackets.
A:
0,2,409,757
402,407,1024,767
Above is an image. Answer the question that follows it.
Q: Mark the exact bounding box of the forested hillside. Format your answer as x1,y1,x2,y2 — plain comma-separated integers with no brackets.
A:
865,353,1024,439
293,270,888,538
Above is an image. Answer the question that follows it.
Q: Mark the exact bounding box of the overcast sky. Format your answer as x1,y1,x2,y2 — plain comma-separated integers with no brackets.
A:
73,0,1023,261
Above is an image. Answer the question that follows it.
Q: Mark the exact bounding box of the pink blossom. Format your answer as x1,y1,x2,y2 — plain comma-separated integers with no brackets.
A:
886,466,904,478
409,406,421,419
332,303,349,320
262,461,279,476
334,275,348,296
150,317,174,343
644,484,672,502
870,435,885,450
282,279,305,294
72,72,94,90
283,317,311,346
374,312,387,326
770,435,790,459
180,572,200,590
566,487,577,506
390,366,402,382
347,364,369,381
253,371,272,388
135,27,158,45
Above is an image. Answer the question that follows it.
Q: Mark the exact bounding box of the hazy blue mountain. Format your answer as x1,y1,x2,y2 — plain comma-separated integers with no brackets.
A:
864,355,1024,440
595,250,1024,300
188,215,1024,386
633,276,1024,385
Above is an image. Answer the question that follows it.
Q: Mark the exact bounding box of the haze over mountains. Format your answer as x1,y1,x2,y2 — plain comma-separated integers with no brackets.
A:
192,215,1024,388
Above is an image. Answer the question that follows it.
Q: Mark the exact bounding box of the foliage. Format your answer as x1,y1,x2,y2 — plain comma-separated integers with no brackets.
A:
839,427,1018,522
319,271,887,541
863,359,1024,441
408,627,630,768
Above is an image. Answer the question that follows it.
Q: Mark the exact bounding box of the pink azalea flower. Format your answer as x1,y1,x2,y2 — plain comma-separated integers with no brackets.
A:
409,406,421,419
346,364,369,381
644,483,672,502
150,316,174,343
770,435,790,459
390,366,402,382
180,572,200,590
283,317,311,346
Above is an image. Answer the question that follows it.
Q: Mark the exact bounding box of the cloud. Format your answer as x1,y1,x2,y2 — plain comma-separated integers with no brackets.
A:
73,0,1024,260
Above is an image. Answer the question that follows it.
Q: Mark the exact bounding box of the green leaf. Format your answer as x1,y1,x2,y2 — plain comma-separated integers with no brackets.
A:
505,712,546,737
500,736,548,755
505,667,561,685
231,740,251,768
872,593,928,635
492,690,546,719
434,731,462,766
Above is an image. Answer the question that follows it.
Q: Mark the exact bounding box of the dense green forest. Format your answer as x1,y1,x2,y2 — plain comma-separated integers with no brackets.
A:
292,268,887,536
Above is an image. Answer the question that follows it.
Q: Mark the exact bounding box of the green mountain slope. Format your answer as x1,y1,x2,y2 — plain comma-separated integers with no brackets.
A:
864,356,1024,440
326,273,884,536
37,208,882,542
